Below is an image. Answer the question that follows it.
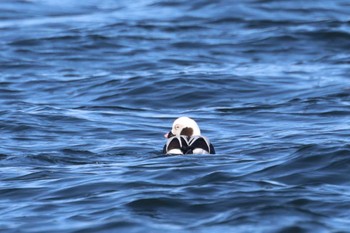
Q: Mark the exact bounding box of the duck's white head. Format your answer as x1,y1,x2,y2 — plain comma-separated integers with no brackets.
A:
164,117,201,138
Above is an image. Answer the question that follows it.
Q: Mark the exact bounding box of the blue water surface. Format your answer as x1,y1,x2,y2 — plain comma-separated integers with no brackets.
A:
1,0,350,232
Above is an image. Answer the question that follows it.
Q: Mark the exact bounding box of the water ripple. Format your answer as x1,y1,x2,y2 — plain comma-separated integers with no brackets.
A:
1,0,350,232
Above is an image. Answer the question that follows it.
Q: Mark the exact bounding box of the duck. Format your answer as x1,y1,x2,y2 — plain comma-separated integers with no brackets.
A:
163,117,215,155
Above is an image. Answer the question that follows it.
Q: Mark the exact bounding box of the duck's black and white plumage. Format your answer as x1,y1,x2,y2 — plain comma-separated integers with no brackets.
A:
163,117,215,155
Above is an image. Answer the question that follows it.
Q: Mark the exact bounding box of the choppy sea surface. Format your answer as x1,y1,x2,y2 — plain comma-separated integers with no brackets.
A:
1,0,350,232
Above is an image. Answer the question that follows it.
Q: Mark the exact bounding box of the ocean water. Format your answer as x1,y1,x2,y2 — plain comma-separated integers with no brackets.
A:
1,0,350,232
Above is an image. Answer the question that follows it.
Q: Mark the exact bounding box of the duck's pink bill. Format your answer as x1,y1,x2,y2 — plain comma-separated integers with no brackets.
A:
164,133,168,138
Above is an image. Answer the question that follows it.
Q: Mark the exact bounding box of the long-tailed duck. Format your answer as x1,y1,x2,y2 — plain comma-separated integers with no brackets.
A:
163,117,215,155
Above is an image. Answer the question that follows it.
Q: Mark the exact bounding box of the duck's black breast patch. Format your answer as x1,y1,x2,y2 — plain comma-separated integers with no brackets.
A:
180,127,193,137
